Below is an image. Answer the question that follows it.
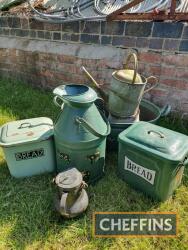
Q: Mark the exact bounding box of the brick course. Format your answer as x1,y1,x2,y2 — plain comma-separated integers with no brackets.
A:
0,17,188,52
0,17,188,113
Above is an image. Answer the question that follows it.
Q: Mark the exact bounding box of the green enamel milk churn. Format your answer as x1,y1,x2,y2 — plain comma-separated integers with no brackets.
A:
53,84,111,183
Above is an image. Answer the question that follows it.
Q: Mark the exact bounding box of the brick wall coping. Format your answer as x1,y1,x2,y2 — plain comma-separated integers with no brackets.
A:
0,36,127,61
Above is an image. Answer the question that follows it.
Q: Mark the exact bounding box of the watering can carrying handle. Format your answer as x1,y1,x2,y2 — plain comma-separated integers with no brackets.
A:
144,76,159,94
123,53,138,84
75,112,111,138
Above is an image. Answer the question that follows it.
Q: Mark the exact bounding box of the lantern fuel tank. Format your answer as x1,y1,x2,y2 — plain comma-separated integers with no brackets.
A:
53,84,110,183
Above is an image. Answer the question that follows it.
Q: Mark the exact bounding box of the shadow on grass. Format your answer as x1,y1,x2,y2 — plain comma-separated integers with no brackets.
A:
0,78,59,123
0,160,63,249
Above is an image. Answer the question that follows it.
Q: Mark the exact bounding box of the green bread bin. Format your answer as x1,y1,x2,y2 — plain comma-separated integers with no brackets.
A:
0,117,56,178
118,121,188,201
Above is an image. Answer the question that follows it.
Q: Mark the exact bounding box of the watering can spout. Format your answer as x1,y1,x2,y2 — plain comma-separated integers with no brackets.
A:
81,66,108,102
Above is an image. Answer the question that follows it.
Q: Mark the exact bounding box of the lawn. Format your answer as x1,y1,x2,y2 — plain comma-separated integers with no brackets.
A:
0,78,188,250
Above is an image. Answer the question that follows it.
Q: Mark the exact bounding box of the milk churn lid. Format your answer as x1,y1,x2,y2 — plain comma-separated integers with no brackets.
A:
119,121,188,162
55,168,83,191
113,69,143,84
0,117,53,147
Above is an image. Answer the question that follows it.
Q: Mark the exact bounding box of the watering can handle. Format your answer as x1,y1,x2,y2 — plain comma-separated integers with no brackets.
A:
75,113,111,138
144,76,159,94
123,53,138,84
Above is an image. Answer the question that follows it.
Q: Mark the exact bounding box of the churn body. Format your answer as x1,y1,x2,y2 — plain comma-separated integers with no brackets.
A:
53,84,110,183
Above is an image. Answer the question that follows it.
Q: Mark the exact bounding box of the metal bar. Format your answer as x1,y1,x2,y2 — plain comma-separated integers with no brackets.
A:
107,0,145,21
170,0,176,15
112,12,188,21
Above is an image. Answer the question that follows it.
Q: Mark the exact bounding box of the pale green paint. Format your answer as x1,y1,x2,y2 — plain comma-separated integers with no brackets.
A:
0,117,55,178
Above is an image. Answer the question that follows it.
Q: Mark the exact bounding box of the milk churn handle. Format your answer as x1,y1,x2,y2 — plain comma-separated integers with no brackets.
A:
144,76,159,94
75,113,111,138
123,53,138,84
53,96,64,108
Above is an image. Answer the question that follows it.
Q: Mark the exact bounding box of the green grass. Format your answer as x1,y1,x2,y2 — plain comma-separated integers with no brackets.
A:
0,78,188,250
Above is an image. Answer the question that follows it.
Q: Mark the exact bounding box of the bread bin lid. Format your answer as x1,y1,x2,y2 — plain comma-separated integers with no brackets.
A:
118,121,188,162
113,69,143,84
55,168,83,191
0,117,53,147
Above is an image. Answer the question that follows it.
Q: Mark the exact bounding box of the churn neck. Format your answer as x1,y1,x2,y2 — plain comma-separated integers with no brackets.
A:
53,84,98,106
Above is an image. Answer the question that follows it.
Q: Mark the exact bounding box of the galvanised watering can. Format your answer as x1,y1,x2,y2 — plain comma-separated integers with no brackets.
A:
110,53,158,118
53,84,111,183
82,53,158,118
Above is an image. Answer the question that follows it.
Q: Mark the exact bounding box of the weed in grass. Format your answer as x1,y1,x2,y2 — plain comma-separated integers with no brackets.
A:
0,78,187,250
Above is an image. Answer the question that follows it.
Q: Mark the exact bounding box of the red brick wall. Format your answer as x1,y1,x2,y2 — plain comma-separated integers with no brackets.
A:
0,17,188,113
138,52,188,111
0,46,187,113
